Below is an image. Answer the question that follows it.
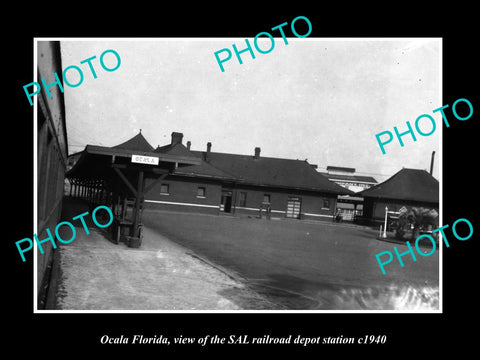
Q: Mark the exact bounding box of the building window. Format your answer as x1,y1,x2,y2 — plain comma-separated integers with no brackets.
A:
197,186,206,198
160,183,169,195
322,199,330,209
239,192,247,207
263,194,271,204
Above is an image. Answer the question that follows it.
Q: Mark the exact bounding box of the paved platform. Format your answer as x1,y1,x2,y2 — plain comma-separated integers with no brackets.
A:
47,199,275,311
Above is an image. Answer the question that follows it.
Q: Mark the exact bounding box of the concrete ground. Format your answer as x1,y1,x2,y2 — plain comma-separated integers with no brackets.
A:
49,199,275,310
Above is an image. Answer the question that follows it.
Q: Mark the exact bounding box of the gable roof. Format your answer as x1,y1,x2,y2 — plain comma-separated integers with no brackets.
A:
358,168,439,203
190,150,353,195
112,132,154,152
66,132,202,180
154,142,193,157
155,143,235,180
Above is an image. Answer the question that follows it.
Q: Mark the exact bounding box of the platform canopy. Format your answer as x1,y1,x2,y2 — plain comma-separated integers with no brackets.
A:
67,131,201,184
65,131,202,244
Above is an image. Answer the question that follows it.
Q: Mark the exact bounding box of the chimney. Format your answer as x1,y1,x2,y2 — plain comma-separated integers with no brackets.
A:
205,142,212,161
171,132,183,145
430,150,435,175
186,141,191,150
254,147,261,159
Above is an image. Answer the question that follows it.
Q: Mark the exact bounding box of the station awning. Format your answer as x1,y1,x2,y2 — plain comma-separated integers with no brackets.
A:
65,132,203,245
67,143,201,180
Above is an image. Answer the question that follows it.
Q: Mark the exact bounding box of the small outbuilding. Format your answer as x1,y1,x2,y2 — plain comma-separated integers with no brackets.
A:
358,168,439,225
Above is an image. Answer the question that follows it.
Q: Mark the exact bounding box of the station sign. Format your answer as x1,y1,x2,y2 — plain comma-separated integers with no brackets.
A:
131,154,159,165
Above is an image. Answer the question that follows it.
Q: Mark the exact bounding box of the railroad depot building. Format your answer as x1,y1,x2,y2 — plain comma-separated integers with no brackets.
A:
357,168,439,225
148,132,354,220
70,131,353,221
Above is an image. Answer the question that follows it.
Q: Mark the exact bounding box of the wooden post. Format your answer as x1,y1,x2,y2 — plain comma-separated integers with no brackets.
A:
133,170,144,238
94,180,98,203
96,180,101,204
88,180,93,202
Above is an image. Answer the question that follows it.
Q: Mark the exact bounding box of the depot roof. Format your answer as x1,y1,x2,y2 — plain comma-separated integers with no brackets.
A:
112,131,155,152
358,168,439,203
188,150,353,195
154,142,236,181
67,131,353,195
66,132,201,180
152,132,353,194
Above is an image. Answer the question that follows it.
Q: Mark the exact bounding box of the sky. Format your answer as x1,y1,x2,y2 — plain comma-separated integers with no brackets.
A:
59,38,441,183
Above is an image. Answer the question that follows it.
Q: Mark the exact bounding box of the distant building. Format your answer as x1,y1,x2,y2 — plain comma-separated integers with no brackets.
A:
358,168,439,225
141,132,353,221
320,166,378,193
319,166,378,221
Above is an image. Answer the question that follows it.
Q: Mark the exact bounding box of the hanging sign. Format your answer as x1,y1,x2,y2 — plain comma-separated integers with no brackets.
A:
131,154,159,165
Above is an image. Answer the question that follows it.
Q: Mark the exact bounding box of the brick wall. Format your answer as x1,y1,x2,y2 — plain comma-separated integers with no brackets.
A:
144,177,337,221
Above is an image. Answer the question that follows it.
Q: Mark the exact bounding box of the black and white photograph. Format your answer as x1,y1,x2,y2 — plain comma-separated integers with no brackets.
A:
6,6,478,356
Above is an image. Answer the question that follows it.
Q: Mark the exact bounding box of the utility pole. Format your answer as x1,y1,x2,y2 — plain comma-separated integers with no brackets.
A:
430,151,435,175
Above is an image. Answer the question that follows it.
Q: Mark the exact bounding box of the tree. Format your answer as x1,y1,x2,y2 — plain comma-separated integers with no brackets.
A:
395,206,439,241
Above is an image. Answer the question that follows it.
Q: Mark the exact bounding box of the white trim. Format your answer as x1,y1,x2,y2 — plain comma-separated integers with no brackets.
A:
236,206,285,214
145,201,332,218
438,37,443,313
144,199,219,209
35,37,442,42
270,210,286,214
303,213,334,218
236,206,260,212
33,40,38,312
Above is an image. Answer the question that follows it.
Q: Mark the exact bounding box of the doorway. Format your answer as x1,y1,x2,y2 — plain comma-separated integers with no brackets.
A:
220,190,233,213
286,196,302,219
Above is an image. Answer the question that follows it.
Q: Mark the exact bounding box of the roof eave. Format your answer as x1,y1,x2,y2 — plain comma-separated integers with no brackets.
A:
85,145,202,166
